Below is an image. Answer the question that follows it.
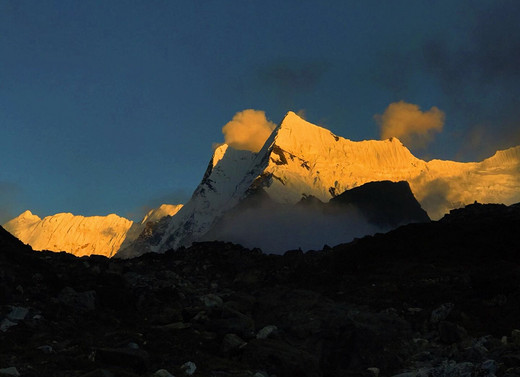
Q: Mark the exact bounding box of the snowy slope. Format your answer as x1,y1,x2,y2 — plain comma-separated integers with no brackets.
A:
3,212,133,257
4,204,183,257
116,145,257,258
120,111,520,257
140,204,183,224
260,112,520,218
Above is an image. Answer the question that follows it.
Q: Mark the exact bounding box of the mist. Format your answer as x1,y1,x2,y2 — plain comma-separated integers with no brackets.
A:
221,109,276,153
205,199,382,254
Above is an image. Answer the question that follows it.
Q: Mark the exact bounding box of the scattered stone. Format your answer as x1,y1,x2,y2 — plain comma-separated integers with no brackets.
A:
502,355,520,368
439,321,467,344
201,293,223,308
192,311,208,323
154,369,175,377
242,339,320,377
479,359,497,374
2,204,520,377
37,345,54,354
431,303,454,323
435,360,473,376
181,361,197,375
7,306,29,321
367,367,380,377
78,369,114,377
413,338,429,347
127,342,139,349
391,372,416,377
58,287,96,311
0,367,20,377
511,329,520,344
0,318,17,332
222,333,247,353
211,307,255,339
95,347,149,373
472,336,490,356
256,325,278,340
155,322,192,331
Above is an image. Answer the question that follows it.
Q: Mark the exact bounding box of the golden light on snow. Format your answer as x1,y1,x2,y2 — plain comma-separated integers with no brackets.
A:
222,109,276,152
376,101,445,149
3,204,183,257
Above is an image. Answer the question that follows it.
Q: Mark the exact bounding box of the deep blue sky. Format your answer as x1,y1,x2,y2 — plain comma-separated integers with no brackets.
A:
1,0,519,222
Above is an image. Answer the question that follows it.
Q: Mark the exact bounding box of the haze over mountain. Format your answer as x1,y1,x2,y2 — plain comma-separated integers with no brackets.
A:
118,112,520,258
3,204,182,257
202,180,430,253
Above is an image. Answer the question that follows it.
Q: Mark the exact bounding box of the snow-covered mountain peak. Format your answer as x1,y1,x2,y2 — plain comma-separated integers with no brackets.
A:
250,111,425,205
271,112,341,154
20,209,34,216
18,210,41,221
118,112,520,257
4,204,183,257
211,143,229,167
269,111,419,171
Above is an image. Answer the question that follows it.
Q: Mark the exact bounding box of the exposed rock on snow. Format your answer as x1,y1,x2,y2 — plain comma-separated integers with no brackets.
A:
120,112,519,257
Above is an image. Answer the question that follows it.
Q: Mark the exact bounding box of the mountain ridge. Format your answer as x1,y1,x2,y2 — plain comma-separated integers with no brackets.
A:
119,111,520,258
3,204,183,257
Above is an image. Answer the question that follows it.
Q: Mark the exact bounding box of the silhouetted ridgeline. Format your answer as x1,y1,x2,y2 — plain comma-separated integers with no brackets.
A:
1,202,520,376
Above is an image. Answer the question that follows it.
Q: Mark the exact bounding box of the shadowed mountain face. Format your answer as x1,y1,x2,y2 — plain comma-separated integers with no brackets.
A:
120,111,520,258
0,224,31,254
1,203,520,376
204,180,430,253
329,180,430,227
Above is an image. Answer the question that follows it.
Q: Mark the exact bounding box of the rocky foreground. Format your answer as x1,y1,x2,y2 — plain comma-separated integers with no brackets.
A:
1,202,520,377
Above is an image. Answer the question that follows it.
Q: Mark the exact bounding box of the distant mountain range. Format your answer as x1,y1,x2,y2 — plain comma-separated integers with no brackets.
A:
3,204,182,257
4,112,520,257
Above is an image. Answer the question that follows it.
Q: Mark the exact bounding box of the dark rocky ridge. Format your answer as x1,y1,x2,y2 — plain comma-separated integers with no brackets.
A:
329,180,430,227
1,202,520,376
204,180,430,253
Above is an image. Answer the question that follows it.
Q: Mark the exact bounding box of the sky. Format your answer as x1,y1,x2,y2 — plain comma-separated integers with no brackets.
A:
1,0,519,223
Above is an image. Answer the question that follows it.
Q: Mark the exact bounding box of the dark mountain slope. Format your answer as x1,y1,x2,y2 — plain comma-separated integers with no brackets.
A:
204,180,430,253
1,203,520,376
329,180,430,227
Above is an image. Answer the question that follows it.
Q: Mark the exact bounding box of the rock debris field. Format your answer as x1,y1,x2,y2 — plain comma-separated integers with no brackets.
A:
1,202,520,377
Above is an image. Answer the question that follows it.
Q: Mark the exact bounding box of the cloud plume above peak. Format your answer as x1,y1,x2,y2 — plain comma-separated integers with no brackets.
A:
222,109,276,153
375,101,445,150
